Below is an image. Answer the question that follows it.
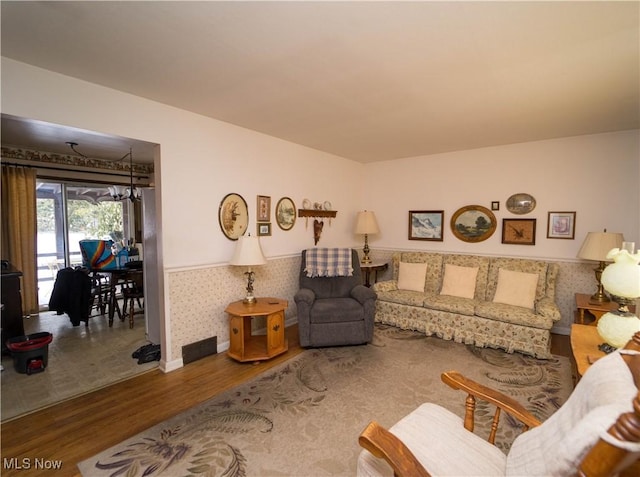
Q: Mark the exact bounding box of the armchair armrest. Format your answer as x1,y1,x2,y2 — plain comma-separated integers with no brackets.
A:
535,297,561,321
359,421,431,477
441,371,541,443
294,288,316,306
351,284,377,305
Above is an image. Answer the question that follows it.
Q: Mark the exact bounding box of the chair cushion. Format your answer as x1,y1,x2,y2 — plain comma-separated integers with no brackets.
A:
397,262,428,292
357,403,507,477
310,297,364,324
506,351,638,476
492,268,539,309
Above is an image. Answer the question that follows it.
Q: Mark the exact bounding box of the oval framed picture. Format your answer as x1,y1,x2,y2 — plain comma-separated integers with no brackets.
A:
450,205,497,243
218,193,248,240
275,197,296,231
506,193,536,215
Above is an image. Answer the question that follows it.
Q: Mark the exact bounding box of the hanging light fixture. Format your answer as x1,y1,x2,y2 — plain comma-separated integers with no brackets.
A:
65,141,141,202
109,148,141,202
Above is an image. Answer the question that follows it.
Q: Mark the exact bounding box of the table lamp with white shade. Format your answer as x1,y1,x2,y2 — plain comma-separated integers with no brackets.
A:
598,242,640,349
230,234,267,305
355,210,380,264
577,230,624,303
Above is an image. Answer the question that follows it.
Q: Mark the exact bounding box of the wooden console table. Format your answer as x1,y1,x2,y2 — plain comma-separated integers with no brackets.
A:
570,324,606,381
226,297,288,363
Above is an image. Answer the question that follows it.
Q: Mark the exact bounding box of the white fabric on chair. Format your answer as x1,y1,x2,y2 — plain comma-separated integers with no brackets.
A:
506,350,638,475
357,403,507,477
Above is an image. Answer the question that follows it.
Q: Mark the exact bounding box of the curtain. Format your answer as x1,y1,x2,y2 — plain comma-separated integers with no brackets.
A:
1,165,38,316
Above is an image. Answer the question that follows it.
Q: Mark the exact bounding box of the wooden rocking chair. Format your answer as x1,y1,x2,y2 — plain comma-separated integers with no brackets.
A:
358,333,640,477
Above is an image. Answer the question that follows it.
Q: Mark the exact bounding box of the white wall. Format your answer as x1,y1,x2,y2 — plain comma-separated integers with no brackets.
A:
363,130,640,258
1,58,364,266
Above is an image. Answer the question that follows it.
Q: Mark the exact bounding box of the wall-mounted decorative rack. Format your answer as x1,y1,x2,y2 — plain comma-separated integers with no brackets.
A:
297,209,337,218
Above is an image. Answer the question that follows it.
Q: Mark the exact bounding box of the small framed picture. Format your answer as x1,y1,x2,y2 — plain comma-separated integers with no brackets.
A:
547,211,576,239
257,222,272,236
408,210,444,241
257,195,271,222
491,201,500,211
502,218,536,245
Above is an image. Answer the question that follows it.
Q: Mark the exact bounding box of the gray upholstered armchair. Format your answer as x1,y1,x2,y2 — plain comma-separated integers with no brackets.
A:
295,248,377,347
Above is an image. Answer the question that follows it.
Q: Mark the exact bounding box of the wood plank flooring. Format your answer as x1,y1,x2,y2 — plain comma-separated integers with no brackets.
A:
0,326,570,477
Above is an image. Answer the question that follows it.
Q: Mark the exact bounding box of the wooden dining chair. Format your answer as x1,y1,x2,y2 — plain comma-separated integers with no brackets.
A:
358,333,640,477
121,270,144,329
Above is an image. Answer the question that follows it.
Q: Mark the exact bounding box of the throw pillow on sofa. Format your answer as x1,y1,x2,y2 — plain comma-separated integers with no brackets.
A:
492,268,539,309
439,264,479,299
397,262,428,292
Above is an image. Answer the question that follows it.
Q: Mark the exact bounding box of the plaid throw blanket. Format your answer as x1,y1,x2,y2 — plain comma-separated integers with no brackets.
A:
304,248,353,278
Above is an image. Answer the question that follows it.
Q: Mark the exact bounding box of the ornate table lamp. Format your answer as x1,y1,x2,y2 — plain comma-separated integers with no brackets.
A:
355,210,380,264
230,234,267,305
598,243,640,349
577,230,624,303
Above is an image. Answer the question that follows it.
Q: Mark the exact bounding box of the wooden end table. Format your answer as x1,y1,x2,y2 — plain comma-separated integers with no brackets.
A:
574,293,619,325
360,262,388,287
226,297,288,363
570,324,606,381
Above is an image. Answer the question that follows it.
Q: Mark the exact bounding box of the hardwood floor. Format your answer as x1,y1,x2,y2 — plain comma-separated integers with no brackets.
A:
0,327,571,477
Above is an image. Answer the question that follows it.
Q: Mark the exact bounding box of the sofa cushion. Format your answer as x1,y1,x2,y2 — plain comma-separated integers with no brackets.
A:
376,289,429,307
393,252,443,294
397,261,428,292
486,257,548,302
475,301,553,329
439,264,479,299
492,268,539,309
443,254,491,300
424,294,476,316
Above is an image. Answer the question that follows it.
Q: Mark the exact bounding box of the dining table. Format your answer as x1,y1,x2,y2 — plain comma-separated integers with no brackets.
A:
91,263,143,326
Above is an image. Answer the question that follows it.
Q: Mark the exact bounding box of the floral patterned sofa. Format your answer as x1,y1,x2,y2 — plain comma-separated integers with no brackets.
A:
373,252,561,358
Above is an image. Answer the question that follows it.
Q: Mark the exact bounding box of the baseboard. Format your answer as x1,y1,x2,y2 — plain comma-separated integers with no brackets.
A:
160,358,183,372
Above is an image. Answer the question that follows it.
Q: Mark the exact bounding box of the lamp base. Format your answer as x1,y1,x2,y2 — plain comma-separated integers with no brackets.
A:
242,295,257,305
597,311,640,349
589,263,610,304
362,234,372,264
242,269,256,305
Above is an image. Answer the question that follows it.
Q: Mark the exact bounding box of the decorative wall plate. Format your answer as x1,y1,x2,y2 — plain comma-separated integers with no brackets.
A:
218,193,248,240
450,205,497,243
275,197,296,231
506,193,536,215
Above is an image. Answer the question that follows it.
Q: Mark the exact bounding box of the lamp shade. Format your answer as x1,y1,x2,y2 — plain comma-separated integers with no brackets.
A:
601,249,640,299
355,210,380,235
577,231,624,261
229,235,266,266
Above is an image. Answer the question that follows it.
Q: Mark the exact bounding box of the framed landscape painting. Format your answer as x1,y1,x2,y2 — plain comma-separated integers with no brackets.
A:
408,210,444,241
450,205,496,243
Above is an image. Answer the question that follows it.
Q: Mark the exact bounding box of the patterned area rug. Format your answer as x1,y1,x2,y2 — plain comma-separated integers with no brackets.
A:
79,325,572,476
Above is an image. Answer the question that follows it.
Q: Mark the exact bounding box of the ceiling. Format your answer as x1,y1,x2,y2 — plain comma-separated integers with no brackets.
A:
1,1,638,164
